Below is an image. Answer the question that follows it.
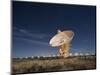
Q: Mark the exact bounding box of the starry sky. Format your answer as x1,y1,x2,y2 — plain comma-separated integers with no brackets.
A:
12,1,96,58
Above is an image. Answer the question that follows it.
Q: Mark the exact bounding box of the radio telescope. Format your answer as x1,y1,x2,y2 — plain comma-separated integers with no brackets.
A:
49,30,74,58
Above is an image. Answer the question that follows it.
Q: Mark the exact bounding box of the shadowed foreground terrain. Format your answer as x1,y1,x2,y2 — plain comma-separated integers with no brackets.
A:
12,55,96,74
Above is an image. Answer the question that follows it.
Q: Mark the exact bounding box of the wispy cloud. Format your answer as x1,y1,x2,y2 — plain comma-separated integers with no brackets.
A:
14,27,49,39
25,39,49,46
15,37,49,46
13,27,49,46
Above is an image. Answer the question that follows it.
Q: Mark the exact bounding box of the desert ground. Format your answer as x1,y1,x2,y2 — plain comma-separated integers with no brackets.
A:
12,55,96,74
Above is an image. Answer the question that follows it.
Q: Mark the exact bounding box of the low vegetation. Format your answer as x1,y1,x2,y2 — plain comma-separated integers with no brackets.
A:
12,55,96,74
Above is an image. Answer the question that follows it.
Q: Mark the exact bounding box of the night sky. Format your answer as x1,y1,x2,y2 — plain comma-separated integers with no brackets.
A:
12,1,96,58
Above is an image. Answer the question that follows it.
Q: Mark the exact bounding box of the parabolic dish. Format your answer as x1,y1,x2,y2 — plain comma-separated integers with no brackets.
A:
49,30,74,47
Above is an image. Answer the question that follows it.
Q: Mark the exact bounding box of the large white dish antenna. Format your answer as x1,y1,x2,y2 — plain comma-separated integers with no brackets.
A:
49,30,74,47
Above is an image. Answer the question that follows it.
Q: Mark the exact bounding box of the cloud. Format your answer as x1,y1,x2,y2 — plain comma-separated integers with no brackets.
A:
23,38,49,46
14,27,49,39
14,36,49,46
13,27,50,46
19,29,28,33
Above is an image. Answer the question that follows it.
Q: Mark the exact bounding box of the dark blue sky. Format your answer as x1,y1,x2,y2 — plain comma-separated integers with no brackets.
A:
12,1,96,58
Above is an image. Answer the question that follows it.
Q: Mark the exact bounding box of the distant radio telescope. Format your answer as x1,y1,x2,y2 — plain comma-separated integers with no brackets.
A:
49,30,74,58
